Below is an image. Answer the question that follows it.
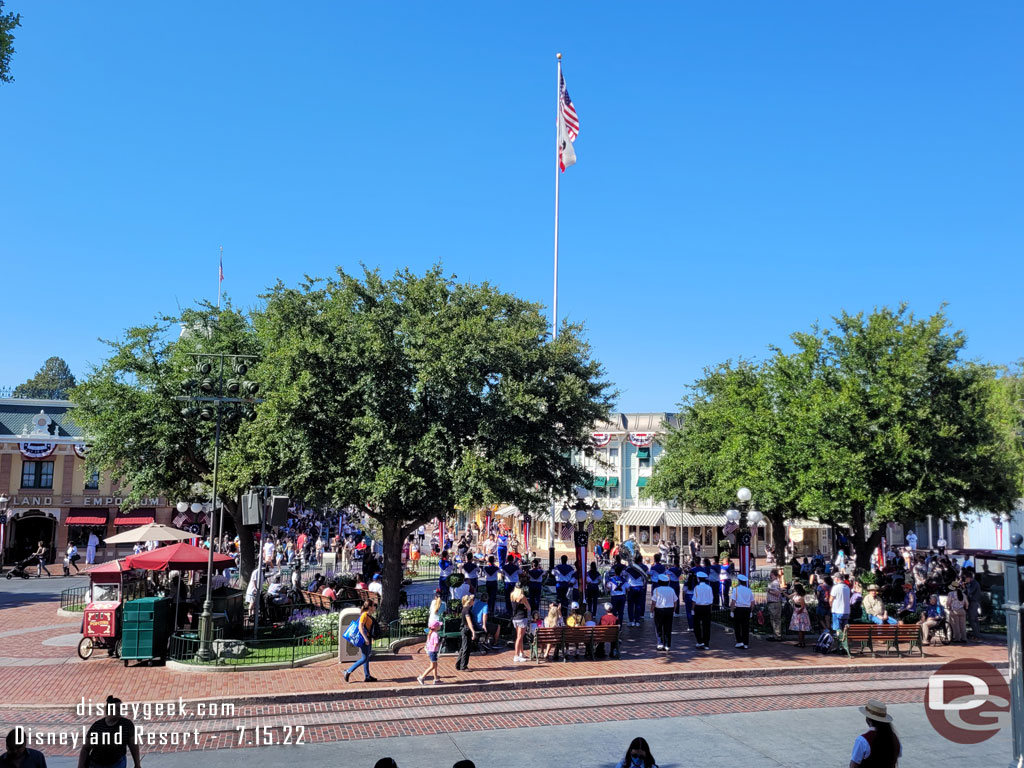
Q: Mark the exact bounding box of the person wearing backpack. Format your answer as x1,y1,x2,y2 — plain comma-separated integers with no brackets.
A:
344,601,379,683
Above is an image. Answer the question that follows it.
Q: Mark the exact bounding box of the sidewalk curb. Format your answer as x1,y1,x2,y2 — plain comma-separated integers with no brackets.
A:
2,658,1007,710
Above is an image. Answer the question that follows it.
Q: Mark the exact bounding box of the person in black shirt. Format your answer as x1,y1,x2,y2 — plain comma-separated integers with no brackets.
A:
78,696,141,768
455,594,476,671
2,729,47,768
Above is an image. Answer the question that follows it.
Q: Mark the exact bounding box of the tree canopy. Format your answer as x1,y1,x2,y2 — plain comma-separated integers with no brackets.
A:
0,1,20,85
14,356,77,399
246,266,614,620
645,305,1024,568
70,302,265,580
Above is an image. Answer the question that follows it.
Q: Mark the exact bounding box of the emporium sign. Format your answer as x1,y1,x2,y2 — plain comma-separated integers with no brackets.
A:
9,495,162,508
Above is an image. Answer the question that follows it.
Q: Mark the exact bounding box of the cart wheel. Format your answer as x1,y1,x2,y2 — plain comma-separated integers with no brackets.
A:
5,573,11,580
77,637,94,660
114,639,122,658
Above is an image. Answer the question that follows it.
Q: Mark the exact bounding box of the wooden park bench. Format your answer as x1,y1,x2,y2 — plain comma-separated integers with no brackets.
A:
840,623,913,658
896,624,924,657
532,625,620,662
843,624,873,657
301,590,333,612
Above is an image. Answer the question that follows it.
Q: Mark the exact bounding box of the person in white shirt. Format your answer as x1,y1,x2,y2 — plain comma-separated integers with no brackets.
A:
262,539,275,567
65,543,80,574
730,573,754,648
829,577,851,632
86,532,99,564
691,571,714,649
650,573,678,650
368,573,384,597
935,535,947,555
905,531,918,551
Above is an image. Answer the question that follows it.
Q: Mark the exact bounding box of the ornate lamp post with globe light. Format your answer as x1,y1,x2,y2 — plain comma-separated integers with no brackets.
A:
559,487,602,596
725,487,763,578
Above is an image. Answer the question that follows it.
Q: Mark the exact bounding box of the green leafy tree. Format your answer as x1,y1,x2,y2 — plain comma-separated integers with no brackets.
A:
14,356,77,399
643,360,798,559
245,266,614,621
786,306,1023,565
0,1,20,85
649,305,1024,571
70,302,265,580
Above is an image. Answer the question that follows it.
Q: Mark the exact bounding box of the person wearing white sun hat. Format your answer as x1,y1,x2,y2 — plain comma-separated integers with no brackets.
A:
849,699,901,767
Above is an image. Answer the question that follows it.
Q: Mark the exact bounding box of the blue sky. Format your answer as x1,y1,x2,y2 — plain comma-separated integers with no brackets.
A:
2,3,1022,412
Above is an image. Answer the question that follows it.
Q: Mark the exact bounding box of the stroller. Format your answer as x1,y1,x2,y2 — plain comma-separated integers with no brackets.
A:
6,554,36,579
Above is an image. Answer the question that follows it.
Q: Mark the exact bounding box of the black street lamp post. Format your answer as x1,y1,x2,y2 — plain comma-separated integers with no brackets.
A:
175,353,262,661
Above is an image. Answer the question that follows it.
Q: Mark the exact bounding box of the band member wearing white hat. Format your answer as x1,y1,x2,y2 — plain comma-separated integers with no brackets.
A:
691,570,714,649
730,573,753,649
650,572,678,651
850,699,901,767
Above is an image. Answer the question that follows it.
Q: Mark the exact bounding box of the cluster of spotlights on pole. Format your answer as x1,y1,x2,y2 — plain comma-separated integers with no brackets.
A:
179,360,260,424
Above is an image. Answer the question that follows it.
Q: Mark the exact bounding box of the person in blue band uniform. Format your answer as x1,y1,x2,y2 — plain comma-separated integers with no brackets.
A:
462,558,479,593
584,561,602,616
730,572,753,649
634,555,649,622
719,555,734,607
692,570,714,649
496,531,509,566
667,559,683,615
681,567,697,630
438,551,453,600
554,555,576,612
501,554,521,615
624,562,646,626
649,553,667,580
526,558,546,612
606,565,627,624
651,572,679,650
482,555,501,614
708,556,722,608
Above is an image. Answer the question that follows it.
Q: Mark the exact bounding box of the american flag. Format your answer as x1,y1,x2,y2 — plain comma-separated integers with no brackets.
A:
219,253,224,283
560,521,574,541
173,510,188,528
560,72,578,141
558,70,579,172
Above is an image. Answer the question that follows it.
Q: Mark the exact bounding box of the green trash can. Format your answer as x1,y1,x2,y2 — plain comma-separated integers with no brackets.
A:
121,597,173,665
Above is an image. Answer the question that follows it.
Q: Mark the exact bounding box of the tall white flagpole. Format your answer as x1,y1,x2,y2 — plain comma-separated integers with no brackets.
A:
549,52,562,570
553,53,562,343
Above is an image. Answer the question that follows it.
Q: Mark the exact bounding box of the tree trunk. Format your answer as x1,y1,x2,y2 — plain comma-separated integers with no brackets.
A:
378,515,405,624
767,513,787,564
848,501,883,571
226,498,255,584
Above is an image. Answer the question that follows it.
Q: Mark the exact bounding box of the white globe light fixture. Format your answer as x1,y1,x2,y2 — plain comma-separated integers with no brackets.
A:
190,502,203,514
591,505,603,521
176,501,189,514
560,505,572,522
737,487,752,503
747,509,764,526
725,508,740,523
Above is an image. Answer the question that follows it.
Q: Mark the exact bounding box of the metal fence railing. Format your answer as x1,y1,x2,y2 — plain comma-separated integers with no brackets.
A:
168,627,335,667
60,586,88,612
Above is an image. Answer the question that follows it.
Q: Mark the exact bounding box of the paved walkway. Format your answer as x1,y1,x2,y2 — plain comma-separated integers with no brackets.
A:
0,598,1009,709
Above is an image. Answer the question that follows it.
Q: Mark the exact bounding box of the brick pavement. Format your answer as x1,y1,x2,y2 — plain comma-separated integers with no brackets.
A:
0,597,1009,710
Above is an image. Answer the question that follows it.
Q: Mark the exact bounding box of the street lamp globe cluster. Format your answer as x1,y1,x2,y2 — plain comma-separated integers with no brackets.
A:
726,487,762,576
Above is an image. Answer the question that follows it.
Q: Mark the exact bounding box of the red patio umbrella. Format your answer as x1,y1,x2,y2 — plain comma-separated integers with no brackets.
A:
125,542,234,572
